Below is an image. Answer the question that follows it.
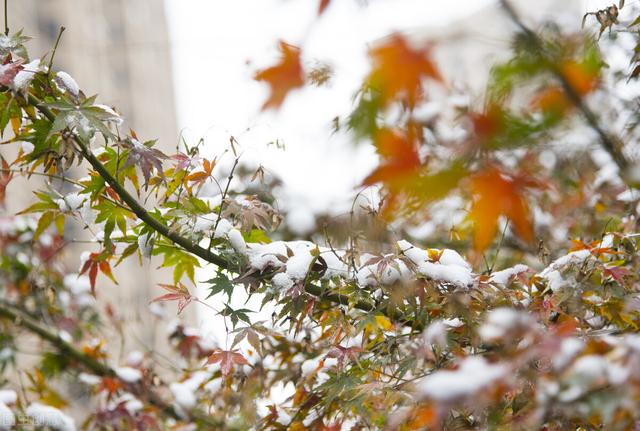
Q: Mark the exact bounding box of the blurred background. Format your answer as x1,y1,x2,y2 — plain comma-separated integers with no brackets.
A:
9,0,616,357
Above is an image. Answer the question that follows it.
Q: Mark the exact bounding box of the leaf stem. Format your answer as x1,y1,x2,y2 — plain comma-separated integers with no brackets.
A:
47,26,66,77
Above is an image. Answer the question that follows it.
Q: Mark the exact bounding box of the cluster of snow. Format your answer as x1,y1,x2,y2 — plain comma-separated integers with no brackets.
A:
12,58,44,92
539,249,593,291
55,193,86,212
114,366,142,383
398,240,474,287
489,264,530,286
416,356,508,402
55,71,80,97
25,403,75,431
170,371,212,411
479,308,532,342
0,390,15,431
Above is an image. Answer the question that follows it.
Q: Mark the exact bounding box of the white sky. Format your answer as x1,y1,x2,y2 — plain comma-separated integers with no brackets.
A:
164,0,495,215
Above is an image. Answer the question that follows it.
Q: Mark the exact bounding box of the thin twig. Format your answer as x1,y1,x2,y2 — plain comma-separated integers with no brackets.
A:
3,0,7,36
47,26,65,77
209,156,239,251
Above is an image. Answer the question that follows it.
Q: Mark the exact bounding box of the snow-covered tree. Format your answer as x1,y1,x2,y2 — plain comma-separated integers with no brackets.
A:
1,0,640,429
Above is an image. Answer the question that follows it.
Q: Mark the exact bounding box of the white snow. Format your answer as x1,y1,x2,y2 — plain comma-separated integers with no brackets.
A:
479,308,530,342
20,140,34,154
423,319,447,348
272,272,294,290
539,250,592,291
416,356,507,402
63,273,91,295
553,337,585,370
0,402,14,430
489,264,530,285
55,71,80,97
398,240,474,287
0,390,16,405
25,403,75,431
78,373,102,386
12,58,42,91
115,367,142,383
170,371,211,410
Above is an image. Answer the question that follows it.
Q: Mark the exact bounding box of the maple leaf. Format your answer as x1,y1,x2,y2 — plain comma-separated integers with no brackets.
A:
254,41,304,110
149,283,193,315
172,152,201,171
326,345,365,369
0,156,13,205
119,138,167,187
79,251,118,295
467,166,536,252
206,348,249,377
367,34,442,108
0,55,24,86
186,157,216,187
318,0,331,15
363,128,421,187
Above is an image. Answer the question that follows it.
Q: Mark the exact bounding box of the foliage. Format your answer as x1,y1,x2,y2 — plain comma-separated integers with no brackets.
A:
1,1,640,430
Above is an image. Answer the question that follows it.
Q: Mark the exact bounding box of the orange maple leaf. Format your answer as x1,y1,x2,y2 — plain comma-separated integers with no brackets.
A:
367,34,442,108
318,0,331,15
532,60,600,116
467,167,535,252
254,41,305,110
363,128,421,186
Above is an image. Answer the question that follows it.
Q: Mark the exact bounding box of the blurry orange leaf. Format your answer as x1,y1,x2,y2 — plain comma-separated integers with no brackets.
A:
470,105,504,142
255,41,304,110
561,60,599,96
363,128,420,187
467,167,535,252
406,405,437,430
367,34,442,108
318,0,331,15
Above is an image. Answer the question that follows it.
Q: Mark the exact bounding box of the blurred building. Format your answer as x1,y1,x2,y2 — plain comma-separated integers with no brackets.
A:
10,0,181,352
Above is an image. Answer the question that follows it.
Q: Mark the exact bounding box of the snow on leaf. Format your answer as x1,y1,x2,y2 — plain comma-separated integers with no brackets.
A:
254,41,304,110
0,55,24,86
206,349,249,377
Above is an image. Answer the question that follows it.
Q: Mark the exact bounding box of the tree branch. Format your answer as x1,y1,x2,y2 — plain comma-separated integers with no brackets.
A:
0,300,224,428
25,93,423,330
499,0,629,172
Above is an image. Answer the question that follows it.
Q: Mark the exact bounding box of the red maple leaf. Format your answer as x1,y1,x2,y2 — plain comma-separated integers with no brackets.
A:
254,41,304,110
80,251,118,295
206,349,249,376
149,283,193,315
